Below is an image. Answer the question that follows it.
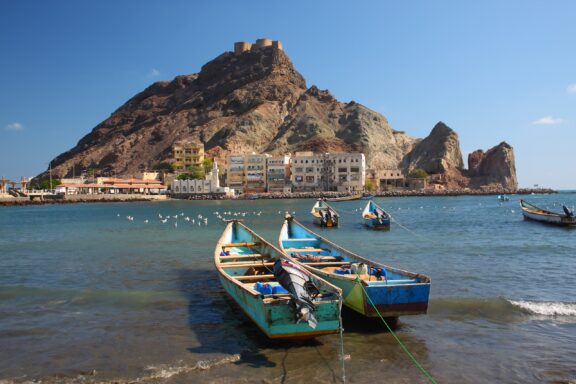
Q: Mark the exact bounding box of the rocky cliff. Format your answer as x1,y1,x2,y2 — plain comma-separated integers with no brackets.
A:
467,142,518,190
37,39,517,190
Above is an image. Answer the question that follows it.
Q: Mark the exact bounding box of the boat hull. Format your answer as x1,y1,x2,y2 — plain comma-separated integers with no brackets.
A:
522,212,576,226
363,217,391,230
314,273,429,318
218,274,340,339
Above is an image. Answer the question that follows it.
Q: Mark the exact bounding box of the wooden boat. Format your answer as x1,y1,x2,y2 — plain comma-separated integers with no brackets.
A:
215,220,342,339
498,194,510,202
279,216,431,319
360,194,375,200
519,199,576,227
362,200,391,230
325,194,362,202
310,199,340,227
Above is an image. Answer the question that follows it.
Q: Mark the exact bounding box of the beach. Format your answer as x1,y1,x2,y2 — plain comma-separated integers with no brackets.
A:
1,193,575,383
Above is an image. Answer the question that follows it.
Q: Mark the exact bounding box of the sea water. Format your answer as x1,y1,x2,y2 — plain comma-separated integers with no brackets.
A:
1,194,575,383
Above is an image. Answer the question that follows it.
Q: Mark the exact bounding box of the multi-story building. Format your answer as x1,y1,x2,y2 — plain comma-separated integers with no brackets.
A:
245,154,268,193
290,152,324,192
331,153,366,193
226,155,245,193
266,155,291,193
225,153,270,194
172,141,204,171
291,152,365,192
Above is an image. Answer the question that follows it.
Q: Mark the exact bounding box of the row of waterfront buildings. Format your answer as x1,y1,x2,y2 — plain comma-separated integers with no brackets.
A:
170,140,411,196
2,141,411,198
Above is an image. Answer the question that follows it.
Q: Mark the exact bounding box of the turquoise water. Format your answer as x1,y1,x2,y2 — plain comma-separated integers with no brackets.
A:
1,194,575,383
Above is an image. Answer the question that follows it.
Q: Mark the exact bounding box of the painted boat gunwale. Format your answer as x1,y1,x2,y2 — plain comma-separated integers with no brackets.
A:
279,217,428,285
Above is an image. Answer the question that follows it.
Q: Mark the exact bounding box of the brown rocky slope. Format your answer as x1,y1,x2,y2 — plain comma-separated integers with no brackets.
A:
37,40,517,190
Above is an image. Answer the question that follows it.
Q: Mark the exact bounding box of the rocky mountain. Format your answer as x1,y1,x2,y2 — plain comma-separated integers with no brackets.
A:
37,38,517,190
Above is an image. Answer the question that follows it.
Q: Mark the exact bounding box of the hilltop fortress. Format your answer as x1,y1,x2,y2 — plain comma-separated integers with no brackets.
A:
234,38,283,54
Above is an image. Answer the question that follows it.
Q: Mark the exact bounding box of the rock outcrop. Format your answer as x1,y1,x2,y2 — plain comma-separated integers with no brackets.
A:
401,122,468,187
468,142,518,190
35,39,517,190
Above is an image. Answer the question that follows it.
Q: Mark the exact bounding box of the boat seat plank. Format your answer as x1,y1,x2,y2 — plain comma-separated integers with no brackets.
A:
303,261,350,266
284,248,326,253
219,254,262,260
221,262,275,268
235,274,275,281
222,242,259,248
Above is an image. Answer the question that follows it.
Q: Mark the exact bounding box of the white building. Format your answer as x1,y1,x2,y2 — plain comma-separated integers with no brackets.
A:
172,161,234,196
291,152,365,192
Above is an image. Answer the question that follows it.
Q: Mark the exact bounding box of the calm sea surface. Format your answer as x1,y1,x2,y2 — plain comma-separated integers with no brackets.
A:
1,194,575,384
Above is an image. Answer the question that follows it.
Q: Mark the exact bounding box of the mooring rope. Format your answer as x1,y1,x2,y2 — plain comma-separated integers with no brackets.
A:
356,277,438,384
338,295,346,383
388,213,437,243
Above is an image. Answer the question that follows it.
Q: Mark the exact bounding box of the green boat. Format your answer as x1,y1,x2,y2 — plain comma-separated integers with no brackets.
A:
215,220,343,339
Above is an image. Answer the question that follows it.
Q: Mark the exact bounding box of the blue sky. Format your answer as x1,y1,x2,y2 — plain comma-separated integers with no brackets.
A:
1,1,575,189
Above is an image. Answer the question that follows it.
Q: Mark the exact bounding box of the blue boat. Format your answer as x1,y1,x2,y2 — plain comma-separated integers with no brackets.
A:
215,220,342,339
361,200,391,230
279,216,430,319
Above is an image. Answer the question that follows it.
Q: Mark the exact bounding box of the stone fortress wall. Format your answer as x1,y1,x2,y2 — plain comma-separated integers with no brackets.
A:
234,38,283,54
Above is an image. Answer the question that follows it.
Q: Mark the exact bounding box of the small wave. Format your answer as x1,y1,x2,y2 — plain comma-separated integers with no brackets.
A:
0,355,242,384
508,300,576,317
143,354,241,380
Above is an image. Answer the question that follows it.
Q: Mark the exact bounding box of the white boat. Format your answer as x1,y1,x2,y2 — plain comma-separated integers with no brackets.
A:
310,199,339,227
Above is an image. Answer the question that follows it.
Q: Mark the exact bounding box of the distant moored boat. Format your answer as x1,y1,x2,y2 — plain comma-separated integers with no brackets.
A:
362,200,391,230
310,199,340,227
519,199,576,227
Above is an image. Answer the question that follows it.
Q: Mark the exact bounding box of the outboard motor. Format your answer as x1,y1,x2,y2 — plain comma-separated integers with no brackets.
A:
273,260,319,328
563,205,574,217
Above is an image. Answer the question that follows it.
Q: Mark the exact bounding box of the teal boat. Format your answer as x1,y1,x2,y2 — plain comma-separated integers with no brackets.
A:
279,215,430,319
215,220,342,339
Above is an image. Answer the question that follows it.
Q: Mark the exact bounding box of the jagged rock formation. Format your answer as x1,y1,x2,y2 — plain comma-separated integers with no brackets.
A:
36,39,517,190
401,122,469,187
468,142,518,190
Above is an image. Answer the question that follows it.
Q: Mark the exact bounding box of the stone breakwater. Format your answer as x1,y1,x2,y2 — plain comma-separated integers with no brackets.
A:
1,188,556,206
175,188,556,200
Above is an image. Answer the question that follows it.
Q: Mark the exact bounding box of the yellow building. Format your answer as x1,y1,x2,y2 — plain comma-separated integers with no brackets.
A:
172,141,204,171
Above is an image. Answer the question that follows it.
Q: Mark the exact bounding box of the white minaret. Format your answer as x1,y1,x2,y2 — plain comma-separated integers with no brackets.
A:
211,160,220,188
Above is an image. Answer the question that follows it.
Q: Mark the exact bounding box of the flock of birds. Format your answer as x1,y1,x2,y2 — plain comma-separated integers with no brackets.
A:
116,199,539,229
117,209,296,228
